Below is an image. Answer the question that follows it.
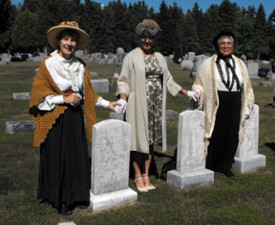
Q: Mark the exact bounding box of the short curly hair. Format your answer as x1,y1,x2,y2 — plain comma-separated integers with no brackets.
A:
135,19,160,38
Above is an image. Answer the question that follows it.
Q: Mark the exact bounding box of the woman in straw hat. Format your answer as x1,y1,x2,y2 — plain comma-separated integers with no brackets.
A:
115,19,198,192
29,21,120,215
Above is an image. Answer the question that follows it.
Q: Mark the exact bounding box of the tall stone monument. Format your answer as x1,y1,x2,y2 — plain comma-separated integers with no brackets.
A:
233,104,266,173
167,110,214,189
90,119,137,212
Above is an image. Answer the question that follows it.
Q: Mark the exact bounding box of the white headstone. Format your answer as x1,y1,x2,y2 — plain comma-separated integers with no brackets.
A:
167,110,214,189
233,104,266,173
187,52,196,61
180,60,193,70
90,119,137,212
247,61,259,78
90,79,110,93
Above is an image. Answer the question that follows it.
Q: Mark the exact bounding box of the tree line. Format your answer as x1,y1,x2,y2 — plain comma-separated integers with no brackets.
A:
1,0,275,60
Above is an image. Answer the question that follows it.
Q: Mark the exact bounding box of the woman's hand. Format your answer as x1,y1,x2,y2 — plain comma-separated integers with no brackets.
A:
108,101,123,111
63,93,82,106
114,99,128,113
187,90,200,102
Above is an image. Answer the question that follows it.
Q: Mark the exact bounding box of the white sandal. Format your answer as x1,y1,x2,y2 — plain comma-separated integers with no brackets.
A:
143,176,156,190
134,177,148,192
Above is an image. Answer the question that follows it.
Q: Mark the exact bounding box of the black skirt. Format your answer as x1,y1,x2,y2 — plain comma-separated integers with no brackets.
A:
37,105,90,212
206,91,242,173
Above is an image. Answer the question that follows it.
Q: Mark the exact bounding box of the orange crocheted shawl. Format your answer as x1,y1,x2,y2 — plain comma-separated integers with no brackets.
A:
29,58,98,147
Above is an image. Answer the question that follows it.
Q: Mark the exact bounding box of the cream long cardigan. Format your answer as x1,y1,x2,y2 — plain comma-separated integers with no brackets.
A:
192,54,254,148
116,47,182,154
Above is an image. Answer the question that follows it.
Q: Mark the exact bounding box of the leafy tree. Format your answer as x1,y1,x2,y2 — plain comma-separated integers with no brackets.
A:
11,10,40,52
235,9,254,58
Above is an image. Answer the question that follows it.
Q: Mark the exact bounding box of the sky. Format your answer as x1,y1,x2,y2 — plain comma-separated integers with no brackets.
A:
11,0,274,17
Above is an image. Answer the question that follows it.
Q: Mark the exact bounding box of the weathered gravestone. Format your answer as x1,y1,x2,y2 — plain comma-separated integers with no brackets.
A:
233,104,266,173
187,52,196,61
180,60,193,70
90,72,98,78
0,53,11,64
90,79,109,93
6,120,36,134
247,60,259,78
90,119,137,212
167,110,214,189
12,92,30,100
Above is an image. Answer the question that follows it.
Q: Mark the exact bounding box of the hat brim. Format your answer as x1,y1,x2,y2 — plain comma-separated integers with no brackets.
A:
47,25,89,50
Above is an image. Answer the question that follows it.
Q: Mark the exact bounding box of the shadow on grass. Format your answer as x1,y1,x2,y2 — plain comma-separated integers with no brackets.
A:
265,142,275,155
154,148,177,181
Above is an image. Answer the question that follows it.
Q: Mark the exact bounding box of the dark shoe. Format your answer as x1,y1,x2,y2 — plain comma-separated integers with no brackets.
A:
224,171,235,178
60,204,73,215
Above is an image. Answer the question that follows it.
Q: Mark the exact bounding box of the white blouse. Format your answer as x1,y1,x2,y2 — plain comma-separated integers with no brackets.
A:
38,50,109,110
215,58,244,92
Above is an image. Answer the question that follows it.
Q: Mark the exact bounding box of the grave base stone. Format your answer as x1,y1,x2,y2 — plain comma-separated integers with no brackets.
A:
90,188,137,212
167,169,214,189
234,154,266,173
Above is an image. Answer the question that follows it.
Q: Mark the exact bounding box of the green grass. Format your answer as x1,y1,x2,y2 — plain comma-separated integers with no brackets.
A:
0,61,275,225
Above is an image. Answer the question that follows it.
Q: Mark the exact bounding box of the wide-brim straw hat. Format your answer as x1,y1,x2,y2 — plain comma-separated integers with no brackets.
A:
47,21,89,50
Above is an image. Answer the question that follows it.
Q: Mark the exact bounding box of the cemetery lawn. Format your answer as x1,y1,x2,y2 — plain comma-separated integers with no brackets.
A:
0,61,275,225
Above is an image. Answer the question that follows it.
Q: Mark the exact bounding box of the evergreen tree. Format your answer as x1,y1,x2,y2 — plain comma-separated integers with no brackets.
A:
22,0,39,12
190,3,205,54
169,3,184,63
0,0,16,51
156,1,172,55
36,0,81,50
268,9,275,59
218,0,239,32
79,0,105,52
203,5,221,53
253,4,269,59
128,1,154,50
105,0,131,52
182,10,199,54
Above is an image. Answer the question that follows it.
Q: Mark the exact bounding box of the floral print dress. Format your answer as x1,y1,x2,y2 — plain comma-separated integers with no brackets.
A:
144,55,163,145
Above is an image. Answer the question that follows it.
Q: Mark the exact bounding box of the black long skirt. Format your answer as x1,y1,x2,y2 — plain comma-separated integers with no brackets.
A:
37,105,90,212
206,91,242,173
